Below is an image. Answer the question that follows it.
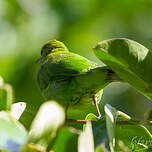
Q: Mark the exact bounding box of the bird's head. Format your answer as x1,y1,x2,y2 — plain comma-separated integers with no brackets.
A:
36,40,68,63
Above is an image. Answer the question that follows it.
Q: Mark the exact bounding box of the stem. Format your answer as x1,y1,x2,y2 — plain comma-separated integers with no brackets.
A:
65,118,150,126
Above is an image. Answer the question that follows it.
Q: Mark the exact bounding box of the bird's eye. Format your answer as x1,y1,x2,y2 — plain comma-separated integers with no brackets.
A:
41,50,43,55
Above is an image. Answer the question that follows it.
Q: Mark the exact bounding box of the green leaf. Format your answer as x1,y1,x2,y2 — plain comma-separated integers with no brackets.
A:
84,113,109,151
115,124,152,151
0,76,13,110
93,38,152,100
83,113,98,130
51,127,79,152
88,103,152,151
87,103,152,151
91,117,109,151
105,104,152,151
29,101,65,151
85,113,98,121
78,121,94,152
116,107,152,151
117,110,131,120
0,111,28,152
104,104,117,152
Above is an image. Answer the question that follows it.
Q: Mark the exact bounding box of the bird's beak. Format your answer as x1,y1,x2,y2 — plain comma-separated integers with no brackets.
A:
92,45,100,50
35,57,42,64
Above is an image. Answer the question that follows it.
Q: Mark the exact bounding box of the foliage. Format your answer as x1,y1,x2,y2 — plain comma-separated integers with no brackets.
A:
1,38,152,151
93,38,152,100
1,0,152,151
1,0,152,122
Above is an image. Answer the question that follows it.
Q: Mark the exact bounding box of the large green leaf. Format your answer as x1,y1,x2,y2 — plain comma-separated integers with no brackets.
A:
93,38,152,100
0,111,28,152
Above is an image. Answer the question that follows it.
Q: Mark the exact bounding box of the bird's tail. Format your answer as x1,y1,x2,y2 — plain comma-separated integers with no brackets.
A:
89,66,122,83
100,66,122,82
75,66,122,91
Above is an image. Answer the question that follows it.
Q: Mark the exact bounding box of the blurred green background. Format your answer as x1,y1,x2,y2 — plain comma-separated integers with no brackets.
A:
1,0,152,128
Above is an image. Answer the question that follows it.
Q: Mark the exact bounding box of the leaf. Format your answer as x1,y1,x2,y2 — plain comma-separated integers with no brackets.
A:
91,106,131,151
29,101,65,150
0,111,28,152
115,123,152,151
11,102,26,120
89,103,152,151
83,113,98,130
78,121,94,152
93,38,152,100
0,76,13,110
117,111,131,120
51,127,79,152
91,117,109,151
104,104,117,152
85,113,98,121
116,108,152,151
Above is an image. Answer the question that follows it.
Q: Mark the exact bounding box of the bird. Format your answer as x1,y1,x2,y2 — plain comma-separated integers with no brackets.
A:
36,40,120,119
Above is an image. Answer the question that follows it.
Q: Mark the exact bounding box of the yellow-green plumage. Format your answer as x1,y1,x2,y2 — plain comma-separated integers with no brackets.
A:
37,40,119,114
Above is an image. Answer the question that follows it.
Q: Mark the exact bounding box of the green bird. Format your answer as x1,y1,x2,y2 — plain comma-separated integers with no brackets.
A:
36,40,120,119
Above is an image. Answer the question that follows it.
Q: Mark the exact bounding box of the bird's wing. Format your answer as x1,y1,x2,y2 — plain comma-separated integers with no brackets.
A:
45,51,97,78
37,51,98,89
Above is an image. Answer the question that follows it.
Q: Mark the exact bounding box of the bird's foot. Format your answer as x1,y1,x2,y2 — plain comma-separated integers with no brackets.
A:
93,95,102,119
97,114,101,120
